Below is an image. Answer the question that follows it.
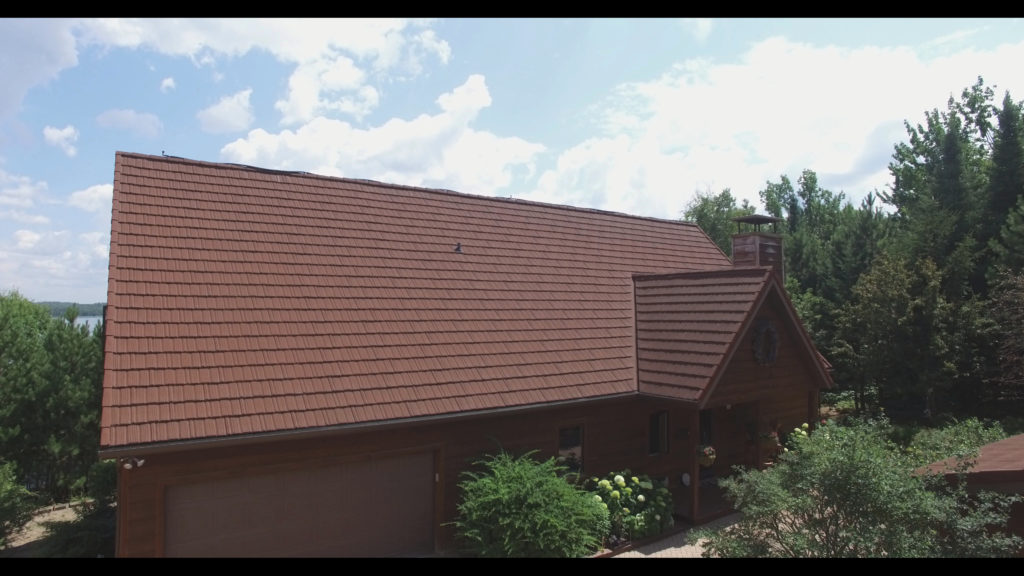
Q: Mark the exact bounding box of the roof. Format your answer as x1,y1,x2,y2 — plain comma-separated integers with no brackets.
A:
100,152,734,451
634,267,833,404
920,433,1024,486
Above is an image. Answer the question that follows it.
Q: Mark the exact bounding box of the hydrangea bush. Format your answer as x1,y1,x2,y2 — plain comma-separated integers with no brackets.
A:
583,470,673,546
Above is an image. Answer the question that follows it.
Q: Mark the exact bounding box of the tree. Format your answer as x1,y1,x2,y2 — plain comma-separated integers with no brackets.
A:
982,92,1024,267
694,418,1021,558
682,187,755,256
0,460,36,549
0,292,105,504
987,269,1024,407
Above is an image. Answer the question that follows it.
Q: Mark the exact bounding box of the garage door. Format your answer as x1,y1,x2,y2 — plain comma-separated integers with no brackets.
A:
164,450,435,557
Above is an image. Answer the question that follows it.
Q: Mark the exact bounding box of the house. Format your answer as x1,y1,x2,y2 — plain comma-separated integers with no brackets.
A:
920,433,1024,556
99,151,833,557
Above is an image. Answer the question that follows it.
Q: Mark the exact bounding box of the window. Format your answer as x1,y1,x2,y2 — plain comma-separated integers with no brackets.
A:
558,425,583,474
649,411,668,455
700,410,713,445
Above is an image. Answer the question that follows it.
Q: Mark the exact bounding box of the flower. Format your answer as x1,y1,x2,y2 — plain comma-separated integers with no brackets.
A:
631,476,639,484
611,490,621,499
593,494,603,503
698,444,716,458
637,494,645,503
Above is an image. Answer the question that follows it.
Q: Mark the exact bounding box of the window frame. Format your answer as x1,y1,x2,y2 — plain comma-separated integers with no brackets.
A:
649,410,669,455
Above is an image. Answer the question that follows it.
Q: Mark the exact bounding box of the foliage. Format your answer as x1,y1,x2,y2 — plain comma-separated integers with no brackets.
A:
0,461,37,549
450,450,609,558
987,269,1024,407
583,470,674,546
693,418,1021,557
0,292,105,504
901,417,1008,468
682,187,756,256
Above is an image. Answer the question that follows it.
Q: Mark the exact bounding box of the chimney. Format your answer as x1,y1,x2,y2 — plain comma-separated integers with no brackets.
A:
731,214,785,281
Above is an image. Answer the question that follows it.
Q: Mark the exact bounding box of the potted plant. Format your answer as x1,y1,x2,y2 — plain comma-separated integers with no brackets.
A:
758,431,781,451
697,444,716,467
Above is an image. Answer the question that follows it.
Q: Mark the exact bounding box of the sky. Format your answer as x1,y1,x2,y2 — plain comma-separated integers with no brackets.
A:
2,17,1023,304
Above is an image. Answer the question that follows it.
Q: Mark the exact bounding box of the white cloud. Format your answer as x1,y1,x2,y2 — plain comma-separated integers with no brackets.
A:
14,229,41,249
42,124,79,157
532,35,1024,219
2,227,108,302
197,88,254,134
0,169,47,208
96,109,163,138
0,19,78,120
69,184,113,213
160,76,176,92
221,74,544,195
0,210,49,224
681,18,713,43
75,19,450,123
275,57,375,124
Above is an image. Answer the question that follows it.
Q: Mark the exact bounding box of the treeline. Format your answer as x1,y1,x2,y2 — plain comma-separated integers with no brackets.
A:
0,292,105,505
35,301,105,318
685,77,1024,423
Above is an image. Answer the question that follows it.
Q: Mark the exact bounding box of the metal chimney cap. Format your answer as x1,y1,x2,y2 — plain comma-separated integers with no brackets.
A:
732,214,784,233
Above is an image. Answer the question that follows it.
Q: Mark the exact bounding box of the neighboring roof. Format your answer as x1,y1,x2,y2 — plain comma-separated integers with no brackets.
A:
634,267,833,404
920,433,1024,486
101,152,733,451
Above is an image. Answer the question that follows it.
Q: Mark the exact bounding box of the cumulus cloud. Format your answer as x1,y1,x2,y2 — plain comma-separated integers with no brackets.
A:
197,88,254,134
14,229,41,249
222,74,544,195
160,76,176,92
42,124,79,156
96,109,163,138
531,35,1024,219
0,169,47,208
0,210,49,224
2,226,109,302
0,19,78,120
275,56,378,124
69,184,113,213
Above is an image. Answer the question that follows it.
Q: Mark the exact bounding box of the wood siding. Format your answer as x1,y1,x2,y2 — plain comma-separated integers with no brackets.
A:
115,395,703,557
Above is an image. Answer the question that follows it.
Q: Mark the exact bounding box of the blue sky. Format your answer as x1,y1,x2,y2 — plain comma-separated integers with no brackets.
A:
2,18,1023,304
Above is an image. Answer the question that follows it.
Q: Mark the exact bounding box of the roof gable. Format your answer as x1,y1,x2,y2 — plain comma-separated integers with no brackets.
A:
634,267,832,405
101,152,733,451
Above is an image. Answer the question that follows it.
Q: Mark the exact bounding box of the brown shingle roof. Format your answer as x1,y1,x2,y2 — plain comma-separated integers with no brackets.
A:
101,152,732,450
634,267,833,404
920,433,1024,485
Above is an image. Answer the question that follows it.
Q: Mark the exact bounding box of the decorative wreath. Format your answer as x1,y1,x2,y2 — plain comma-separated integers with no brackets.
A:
752,319,779,366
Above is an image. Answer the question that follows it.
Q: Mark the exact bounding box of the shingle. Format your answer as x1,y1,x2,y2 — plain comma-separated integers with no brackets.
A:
101,151,738,449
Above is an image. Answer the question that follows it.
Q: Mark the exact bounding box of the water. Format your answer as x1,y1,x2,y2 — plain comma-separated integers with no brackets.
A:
73,316,103,328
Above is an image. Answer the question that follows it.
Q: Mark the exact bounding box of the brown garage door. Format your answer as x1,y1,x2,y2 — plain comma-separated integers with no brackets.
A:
164,450,435,557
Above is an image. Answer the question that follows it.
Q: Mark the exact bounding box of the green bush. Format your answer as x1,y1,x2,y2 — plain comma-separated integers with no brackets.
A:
583,470,673,546
0,461,37,549
694,418,1022,557
451,450,609,557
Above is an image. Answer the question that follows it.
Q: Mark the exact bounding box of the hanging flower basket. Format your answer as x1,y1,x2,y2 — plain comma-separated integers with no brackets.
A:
759,433,781,452
697,445,716,467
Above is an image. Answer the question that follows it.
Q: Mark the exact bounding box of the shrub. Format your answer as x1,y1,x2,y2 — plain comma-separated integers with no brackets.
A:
451,450,609,557
694,417,1021,557
0,461,37,549
583,470,673,546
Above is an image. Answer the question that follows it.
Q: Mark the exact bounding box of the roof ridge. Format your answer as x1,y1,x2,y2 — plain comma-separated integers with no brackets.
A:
114,150,704,231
